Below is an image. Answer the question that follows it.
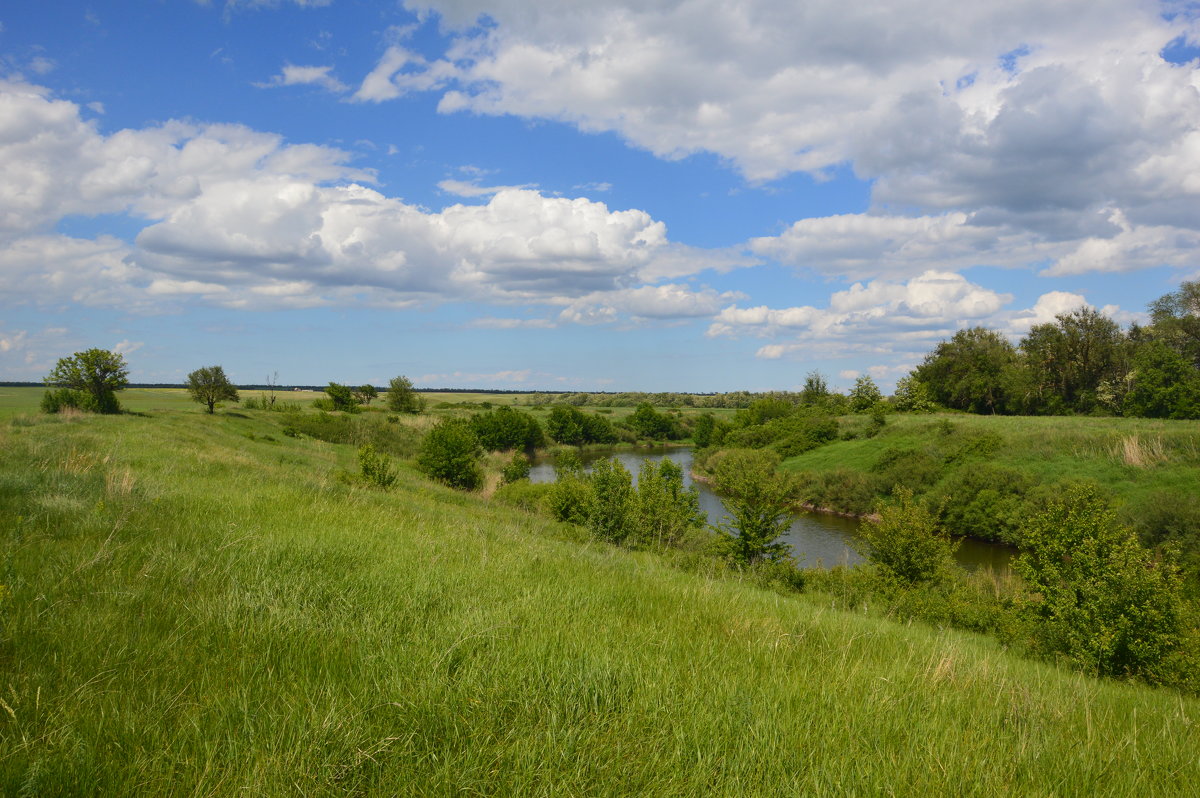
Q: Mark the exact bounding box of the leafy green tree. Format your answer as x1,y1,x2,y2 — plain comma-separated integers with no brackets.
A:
1122,340,1200,419
471,406,545,451
325,382,357,412
1020,307,1127,414
545,405,586,445
800,371,830,406
44,348,129,414
633,458,704,548
545,405,617,445
585,458,635,544
353,385,378,405
858,488,958,585
916,327,1018,414
630,402,676,440
1015,484,1186,681
186,365,240,414
416,418,484,490
709,449,795,565
848,375,883,413
692,412,717,448
891,374,936,412
387,375,425,414
1147,279,1200,368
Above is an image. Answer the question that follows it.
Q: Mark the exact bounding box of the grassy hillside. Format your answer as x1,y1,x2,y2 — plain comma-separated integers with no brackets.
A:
2,398,1200,794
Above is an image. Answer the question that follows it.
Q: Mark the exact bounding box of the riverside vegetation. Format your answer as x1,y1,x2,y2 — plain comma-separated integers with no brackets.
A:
3,375,1200,793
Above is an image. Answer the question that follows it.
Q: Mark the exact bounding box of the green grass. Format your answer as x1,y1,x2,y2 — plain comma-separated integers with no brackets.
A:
2,398,1200,794
783,412,1200,511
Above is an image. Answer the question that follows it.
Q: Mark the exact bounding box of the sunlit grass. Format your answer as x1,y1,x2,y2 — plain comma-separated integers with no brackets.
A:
1,400,1199,794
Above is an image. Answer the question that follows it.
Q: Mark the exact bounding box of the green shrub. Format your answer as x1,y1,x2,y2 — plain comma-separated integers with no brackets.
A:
931,464,1032,544
585,458,635,544
357,443,397,489
798,468,879,516
858,488,959,586
416,418,484,490
632,458,705,549
870,447,944,496
1015,484,1187,682
545,476,590,525
501,452,532,484
471,406,545,451
708,448,795,565
492,479,554,513
40,388,86,414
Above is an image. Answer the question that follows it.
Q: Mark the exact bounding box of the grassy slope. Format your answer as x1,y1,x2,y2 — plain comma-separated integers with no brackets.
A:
2,396,1199,794
780,412,1200,510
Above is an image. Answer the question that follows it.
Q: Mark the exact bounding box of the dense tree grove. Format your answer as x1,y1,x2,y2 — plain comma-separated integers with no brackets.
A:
911,282,1200,419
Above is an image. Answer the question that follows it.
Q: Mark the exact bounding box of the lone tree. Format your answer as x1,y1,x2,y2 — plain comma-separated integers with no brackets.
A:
186,365,240,414
44,348,129,414
387,375,425,414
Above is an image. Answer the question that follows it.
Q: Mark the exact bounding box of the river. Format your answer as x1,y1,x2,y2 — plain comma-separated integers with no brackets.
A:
529,447,1014,573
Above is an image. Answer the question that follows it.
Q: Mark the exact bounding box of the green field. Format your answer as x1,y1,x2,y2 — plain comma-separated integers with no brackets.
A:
3,392,1200,794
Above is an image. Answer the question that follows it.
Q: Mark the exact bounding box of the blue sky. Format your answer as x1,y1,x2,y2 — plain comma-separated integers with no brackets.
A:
2,1,1199,392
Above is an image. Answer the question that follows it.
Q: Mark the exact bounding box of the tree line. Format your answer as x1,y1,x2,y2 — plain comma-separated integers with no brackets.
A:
910,281,1200,418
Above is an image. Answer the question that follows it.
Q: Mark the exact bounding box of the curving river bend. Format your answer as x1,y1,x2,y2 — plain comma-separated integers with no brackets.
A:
529,447,1014,573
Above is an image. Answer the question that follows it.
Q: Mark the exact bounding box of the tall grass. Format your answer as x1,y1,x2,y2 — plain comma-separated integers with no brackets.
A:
1,402,1199,794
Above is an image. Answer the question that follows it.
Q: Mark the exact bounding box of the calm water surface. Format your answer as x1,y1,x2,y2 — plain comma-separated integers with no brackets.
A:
529,447,1013,572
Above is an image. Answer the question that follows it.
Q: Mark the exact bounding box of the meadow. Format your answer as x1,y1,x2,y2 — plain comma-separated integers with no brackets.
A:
2,388,1200,794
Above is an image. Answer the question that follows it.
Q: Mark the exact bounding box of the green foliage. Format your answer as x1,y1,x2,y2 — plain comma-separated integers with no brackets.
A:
691,412,717,448
491,479,553,513
44,348,128,414
1015,484,1186,681
544,475,590,525
353,385,378,405
501,452,532,484
849,375,883,412
1147,279,1200,369
630,402,678,440
471,406,545,451
1020,307,1128,415
416,418,484,490
324,382,358,413
357,443,397,489
870,447,943,495
1122,340,1200,419
386,375,425,414
858,488,959,586
545,405,617,445
709,449,795,565
800,371,829,406
584,458,635,544
633,459,705,549
916,327,1018,414
186,365,240,414
279,410,420,456
891,374,936,412
796,467,879,516
930,464,1033,544
40,388,86,414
